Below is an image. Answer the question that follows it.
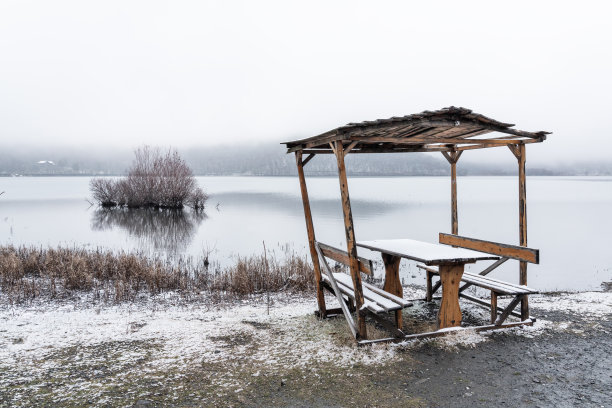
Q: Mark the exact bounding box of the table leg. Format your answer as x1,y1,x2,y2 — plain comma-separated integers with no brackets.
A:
437,264,464,329
381,254,402,330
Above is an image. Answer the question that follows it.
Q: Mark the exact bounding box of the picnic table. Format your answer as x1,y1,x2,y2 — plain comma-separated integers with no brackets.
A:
357,238,499,329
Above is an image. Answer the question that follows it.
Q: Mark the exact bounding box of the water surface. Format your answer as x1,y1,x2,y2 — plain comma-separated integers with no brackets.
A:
1,176,610,291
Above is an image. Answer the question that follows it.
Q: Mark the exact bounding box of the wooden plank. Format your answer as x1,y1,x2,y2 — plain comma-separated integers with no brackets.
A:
357,318,535,346
357,238,498,266
334,141,368,340
317,241,373,275
458,257,509,292
420,265,536,295
327,277,387,314
453,138,543,151
361,281,412,308
315,244,357,338
296,151,326,317
332,273,401,312
349,136,529,146
439,233,539,264
458,273,535,295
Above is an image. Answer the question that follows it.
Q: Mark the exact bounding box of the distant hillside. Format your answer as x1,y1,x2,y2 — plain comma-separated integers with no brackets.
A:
0,143,611,176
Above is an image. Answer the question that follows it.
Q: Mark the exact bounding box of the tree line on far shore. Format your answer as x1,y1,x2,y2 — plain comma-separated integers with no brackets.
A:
90,146,208,210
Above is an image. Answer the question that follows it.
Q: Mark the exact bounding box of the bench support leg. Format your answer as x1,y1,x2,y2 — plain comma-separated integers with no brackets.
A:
382,253,403,330
495,295,524,326
490,291,497,324
437,264,464,329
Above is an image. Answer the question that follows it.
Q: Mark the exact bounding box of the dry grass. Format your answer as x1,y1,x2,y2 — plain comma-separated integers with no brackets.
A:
0,245,313,304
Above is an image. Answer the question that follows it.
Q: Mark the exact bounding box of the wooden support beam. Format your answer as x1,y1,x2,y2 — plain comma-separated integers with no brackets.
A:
302,153,315,167
517,144,529,320
317,241,373,275
495,295,524,326
459,292,522,319
358,318,535,346
295,151,326,317
343,140,359,156
441,150,462,235
350,136,534,146
333,140,368,340
507,144,520,159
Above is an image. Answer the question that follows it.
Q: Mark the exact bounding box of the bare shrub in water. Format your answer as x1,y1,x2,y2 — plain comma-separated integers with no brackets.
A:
89,146,208,210
0,245,313,304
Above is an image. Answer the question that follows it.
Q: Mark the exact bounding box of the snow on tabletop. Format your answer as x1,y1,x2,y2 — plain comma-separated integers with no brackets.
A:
357,238,499,264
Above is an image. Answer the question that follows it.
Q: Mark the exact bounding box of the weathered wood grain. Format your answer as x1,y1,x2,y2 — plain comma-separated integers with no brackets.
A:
317,241,373,275
437,264,464,329
295,151,326,317
439,233,539,264
334,141,368,340
382,253,403,330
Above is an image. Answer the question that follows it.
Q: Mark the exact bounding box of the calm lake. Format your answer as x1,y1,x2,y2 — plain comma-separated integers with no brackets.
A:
1,176,610,292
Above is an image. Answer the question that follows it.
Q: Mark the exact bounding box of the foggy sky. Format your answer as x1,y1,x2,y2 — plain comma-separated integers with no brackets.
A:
1,1,611,165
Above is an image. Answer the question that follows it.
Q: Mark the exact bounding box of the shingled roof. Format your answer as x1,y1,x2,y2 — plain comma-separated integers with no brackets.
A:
283,107,550,154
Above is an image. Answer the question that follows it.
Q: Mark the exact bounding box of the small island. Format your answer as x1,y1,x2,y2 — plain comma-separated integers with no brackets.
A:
89,146,207,210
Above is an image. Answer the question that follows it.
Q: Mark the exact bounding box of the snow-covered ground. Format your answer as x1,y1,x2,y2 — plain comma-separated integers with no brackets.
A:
0,290,610,406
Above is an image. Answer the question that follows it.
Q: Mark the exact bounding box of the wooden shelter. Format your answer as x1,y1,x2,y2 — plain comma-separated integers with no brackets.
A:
283,106,550,343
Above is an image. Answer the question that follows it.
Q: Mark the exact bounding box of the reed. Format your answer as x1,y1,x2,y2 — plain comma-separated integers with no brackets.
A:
0,245,313,303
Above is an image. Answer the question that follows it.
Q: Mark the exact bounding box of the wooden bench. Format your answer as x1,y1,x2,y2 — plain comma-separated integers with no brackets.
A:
314,241,412,338
418,233,540,326
321,272,411,314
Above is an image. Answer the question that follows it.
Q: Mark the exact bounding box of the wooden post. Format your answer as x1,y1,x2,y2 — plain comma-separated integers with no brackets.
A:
381,253,403,330
442,151,462,235
333,141,367,340
517,144,529,320
437,264,464,329
426,270,433,302
490,291,497,324
508,143,529,320
295,151,326,317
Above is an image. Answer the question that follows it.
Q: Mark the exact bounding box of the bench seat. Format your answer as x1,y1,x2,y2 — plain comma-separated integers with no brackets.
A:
321,272,411,314
417,265,538,295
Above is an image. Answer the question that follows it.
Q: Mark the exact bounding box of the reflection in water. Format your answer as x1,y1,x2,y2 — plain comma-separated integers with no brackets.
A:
91,208,207,255
211,192,406,218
